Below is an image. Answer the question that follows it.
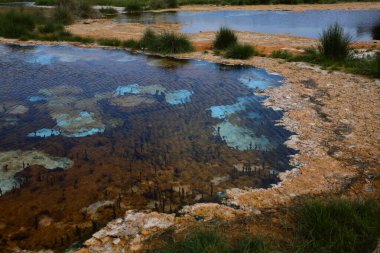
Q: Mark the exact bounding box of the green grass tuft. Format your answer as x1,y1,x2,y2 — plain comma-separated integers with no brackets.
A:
225,43,258,59
97,38,122,46
139,29,193,54
319,22,352,61
213,27,238,50
122,39,141,49
293,199,380,253
125,0,143,12
99,7,118,15
160,230,230,253
0,9,42,38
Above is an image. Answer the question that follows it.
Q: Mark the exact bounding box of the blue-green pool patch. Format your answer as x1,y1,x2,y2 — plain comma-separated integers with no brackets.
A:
165,89,193,105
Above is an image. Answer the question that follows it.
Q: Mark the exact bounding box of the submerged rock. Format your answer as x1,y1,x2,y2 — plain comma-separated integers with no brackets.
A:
0,150,72,194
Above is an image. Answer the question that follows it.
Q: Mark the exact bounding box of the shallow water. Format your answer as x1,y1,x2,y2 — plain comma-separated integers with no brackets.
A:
0,43,294,186
117,10,380,41
0,43,295,249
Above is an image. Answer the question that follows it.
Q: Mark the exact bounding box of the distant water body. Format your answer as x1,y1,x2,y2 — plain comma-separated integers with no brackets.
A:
117,10,380,41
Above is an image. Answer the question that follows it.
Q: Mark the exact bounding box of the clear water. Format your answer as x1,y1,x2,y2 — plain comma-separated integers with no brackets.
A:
117,10,380,41
0,43,295,190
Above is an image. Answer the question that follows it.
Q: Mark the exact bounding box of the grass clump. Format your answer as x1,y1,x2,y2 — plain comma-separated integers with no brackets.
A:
154,32,193,54
160,230,230,253
97,38,122,46
122,39,140,49
293,199,380,253
38,23,64,34
213,27,238,50
160,230,273,253
139,29,193,54
0,9,41,38
319,22,352,61
125,0,143,12
270,50,292,60
99,6,118,15
225,43,257,59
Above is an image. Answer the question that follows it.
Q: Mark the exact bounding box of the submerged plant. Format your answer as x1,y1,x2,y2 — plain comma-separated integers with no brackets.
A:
225,44,257,59
319,23,352,61
213,27,238,50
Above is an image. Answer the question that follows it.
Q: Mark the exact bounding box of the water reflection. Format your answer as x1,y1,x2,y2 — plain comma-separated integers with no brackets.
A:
117,10,380,41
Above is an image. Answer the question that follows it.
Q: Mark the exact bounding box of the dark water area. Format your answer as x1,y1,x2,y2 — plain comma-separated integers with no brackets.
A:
117,10,380,41
0,1,35,6
0,43,295,250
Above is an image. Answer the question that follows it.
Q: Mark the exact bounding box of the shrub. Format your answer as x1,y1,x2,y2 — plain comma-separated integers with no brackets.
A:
293,199,380,253
38,23,64,33
167,0,178,8
140,29,157,49
0,10,38,38
149,0,166,9
125,0,143,12
213,27,237,50
319,23,352,61
77,0,97,19
153,31,193,54
99,7,118,15
97,38,122,46
225,44,257,59
53,5,74,24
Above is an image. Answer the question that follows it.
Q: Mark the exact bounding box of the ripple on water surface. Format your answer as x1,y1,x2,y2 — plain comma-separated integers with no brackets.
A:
0,43,295,194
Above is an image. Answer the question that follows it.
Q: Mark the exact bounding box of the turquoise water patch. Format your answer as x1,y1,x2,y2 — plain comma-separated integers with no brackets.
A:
115,84,140,95
28,95,48,103
28,128,61,137
215,121,274,151
24,46,136,65
28,111,105,138
62,127,105,137
115,84,167,96
209,97,249,119
165,89,193,105
28,127,104,138
239,68,283,90
115,85,193,105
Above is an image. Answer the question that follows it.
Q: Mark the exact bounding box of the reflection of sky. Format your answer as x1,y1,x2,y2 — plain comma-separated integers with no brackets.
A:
24,46,136,65
120,10,380,41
